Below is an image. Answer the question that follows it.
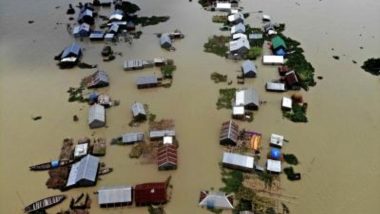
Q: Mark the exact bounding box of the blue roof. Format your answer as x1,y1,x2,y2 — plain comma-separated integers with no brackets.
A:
61,43,82,58
270,148,282,160
275,48,286,56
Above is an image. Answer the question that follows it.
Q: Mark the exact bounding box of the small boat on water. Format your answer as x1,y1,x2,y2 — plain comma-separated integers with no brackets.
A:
24,195,66,213
29,159,75,171
99,167,113,175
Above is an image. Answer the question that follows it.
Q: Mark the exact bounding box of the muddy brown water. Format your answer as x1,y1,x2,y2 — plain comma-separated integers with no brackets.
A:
1,0,379,213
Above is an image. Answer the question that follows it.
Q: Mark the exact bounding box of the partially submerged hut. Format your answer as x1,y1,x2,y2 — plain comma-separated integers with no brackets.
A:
265,82,286,92
231,23,246,35
121,132,144,144
262,55,284,65
160,33,172,50
283,71,300,90
228,13,244,24
219,120,239,146
85,70,110,89
222,152,254,171
271,36,287,56
149,130,176,140
266,159,281,173
136,76,159,89
134,182,167,206
241,60,257,78
57,43,82,68
66,154,100,187
78,9,94,25
88,104,106,129
229,37,250,56
131,102,147,121
89,31,105,41
98,186,133,207
199,191,234,209
270,133,284,148
281,97,292,111
232,106,245,120
124,59,144,71
74,143,89,159
215,2,232,12
235,88,260,110
157,145,178,170
72,23,91,38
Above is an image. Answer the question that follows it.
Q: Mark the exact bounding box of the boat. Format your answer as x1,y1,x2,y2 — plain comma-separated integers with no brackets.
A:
99,167,113,175
24,195,66,213
29,159,75,171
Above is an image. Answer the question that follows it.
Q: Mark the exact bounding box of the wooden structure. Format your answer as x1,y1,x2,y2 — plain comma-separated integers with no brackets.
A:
219,120,239,146
24,195,66,213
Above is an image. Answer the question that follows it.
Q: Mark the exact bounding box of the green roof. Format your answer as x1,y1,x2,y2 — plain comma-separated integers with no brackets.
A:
271,36,286,50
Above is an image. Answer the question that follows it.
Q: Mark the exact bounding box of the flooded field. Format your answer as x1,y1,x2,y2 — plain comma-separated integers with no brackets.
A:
0,0,379,213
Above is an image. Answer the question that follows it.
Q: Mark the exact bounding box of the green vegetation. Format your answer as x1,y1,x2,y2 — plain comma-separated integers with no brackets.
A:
210,72,227,83
198,0,214,8
256,171,275,188
284,167,300,181
129,144,143,158
148,113,156,122
246,26,264,47
212,15,227,23
216,88,236,109
204,35,229,57
247,47,263,60
361,58,380,75
283,103,308,123
220,169,244,193
148,205,165,214
136,16,170,26
160,64,176,78
119,1,140,14
283,154,299,165
67,87,87,103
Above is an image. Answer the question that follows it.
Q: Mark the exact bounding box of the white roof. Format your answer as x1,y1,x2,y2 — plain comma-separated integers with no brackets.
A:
235,88,260,107
229,37,250,52
163,136,173,145
268,30,278,35
230,9,239,14
262,55,284,64
270,134,284,147
282,97,292,109
216,2,231,10
233,106,245,115
267,159,281,173
231,23,246,35
228,13,244,22
74,143,88,157
199,191,234,209
98,186,133,205
262,14,271,21
266,82,286,91
222,152,254,170
232,33,247,40
88,104,105,124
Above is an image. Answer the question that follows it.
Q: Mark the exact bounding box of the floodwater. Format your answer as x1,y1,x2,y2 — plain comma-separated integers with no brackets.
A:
0,0,379,213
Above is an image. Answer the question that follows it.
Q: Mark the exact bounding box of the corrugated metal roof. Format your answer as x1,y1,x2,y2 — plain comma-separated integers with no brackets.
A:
160,34,172,46
262,55,284,64
271,36,286,50
199,191,234,209
267,159,281,173
157,145,177,167
94,70,109,84
229,37,250,52
98,186,133,205
109,24,119,33
67,155,99,187
265,82,286,91
136,76,158,85
281,97,292,110
124,59,144,70
61,43,81,59
228,13,244,22
270,133,284,147
241,60,257,75
231,23,246,35
131,102,146,117
220,120,239,143
149,130,176,138
122,132,144,143
88,104,105,124
78,9,93,21
235,88,260,107
222,152,254,170
249,33,263,40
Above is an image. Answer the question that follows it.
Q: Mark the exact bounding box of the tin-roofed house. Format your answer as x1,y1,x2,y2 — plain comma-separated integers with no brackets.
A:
266,159,281,173
281,97,292,111
199,191,234,210
228,13,244,25
121,132,144,144
265,82,286,92
72,23,91,38
108,24,120,34
134,182,168,206
78,9,94,25
157,145,177,170
149,130,176,141
271,36,287,56
231,23,246,35
131,102,147,121
215,2,232,12
283,70,300,90
136,75,159,89
98,186,133,208
241,60,257,78
89,31,105,41
235,88,260,110
56,43,82,68
232,106,245,120
66,154,100,188
160,34,172,50
219,120,239,146
222,152,254,172
109,9,124,22
74,143,89,159
85,70,110,89
88,104,106,129
229,37,250,57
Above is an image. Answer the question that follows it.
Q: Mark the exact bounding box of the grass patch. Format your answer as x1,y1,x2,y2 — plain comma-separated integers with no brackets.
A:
361,58,380,75
220,169,244,193
211,72,227,83
204,35,229,57
148,113,156,122
216,88,236,109
283,103,308,123
129,144,143,158
247,47,262,60
160,64,176,78
256,171,275,189
212,15,227,23
283,154,299,165
67,87,88,103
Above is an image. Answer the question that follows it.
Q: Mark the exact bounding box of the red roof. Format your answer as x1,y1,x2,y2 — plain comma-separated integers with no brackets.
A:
135,182,167,205
157,145,177,167
284,71,299,86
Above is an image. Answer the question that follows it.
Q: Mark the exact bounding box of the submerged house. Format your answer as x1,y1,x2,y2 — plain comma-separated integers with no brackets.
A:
157,144,178,171
270,133,284,148
86,70,110,89
283,70,300,90
232,106,245,120
136,75,159,89
266,159,281,173
109,9,124,22
265,82,286,92
229,37,250,56
131,102,147,121
66,154,99,188
232,33,247,41
215,2,232,12
228,13,244,25
241,60,257,78
281,97,292,111
149,130,176,140
121,132,144,144
199,191,234,210
89,31,105,41
222,152,254,171
231,23,246,35
248,33,263,43
271,36,287,56
57,43,82,68
262,55,284,65
98,186,133,208
78,9,94,25
72,23,91,38
219,120,239,146
124,59,144,71
88,104,106,129
235,88,260,110
160,33,172,50
134,182,168,206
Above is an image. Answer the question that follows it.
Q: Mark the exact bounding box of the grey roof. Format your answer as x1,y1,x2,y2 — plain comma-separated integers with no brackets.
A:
231,23,246,34
73,23,90,35
222,152,254,170
160,33,172,46
66,154,99,187
249,33,263,40
98,186,133,205
149,130,176,139
124,59,144,70
89,31,105,39
241,60,257,75
88,104,105,125
109,24,119,33
131,102,146,117
229,37,250,52
122,132,144,143
199,191,234,209
235,88,260,107
61,43,81,59
78,9,93,20
136,76,158,85
94,70,109,85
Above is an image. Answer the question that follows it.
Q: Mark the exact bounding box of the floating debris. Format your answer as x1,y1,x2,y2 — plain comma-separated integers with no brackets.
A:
210,72,227,83
28,20,34,24
317,76,323,80
361,58,380,75
332,55,340,60
73,115,79,122
66,4,75,15
32,115,42,121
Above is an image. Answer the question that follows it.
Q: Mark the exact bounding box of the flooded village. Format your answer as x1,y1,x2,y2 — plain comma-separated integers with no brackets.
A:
1,0,380,214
